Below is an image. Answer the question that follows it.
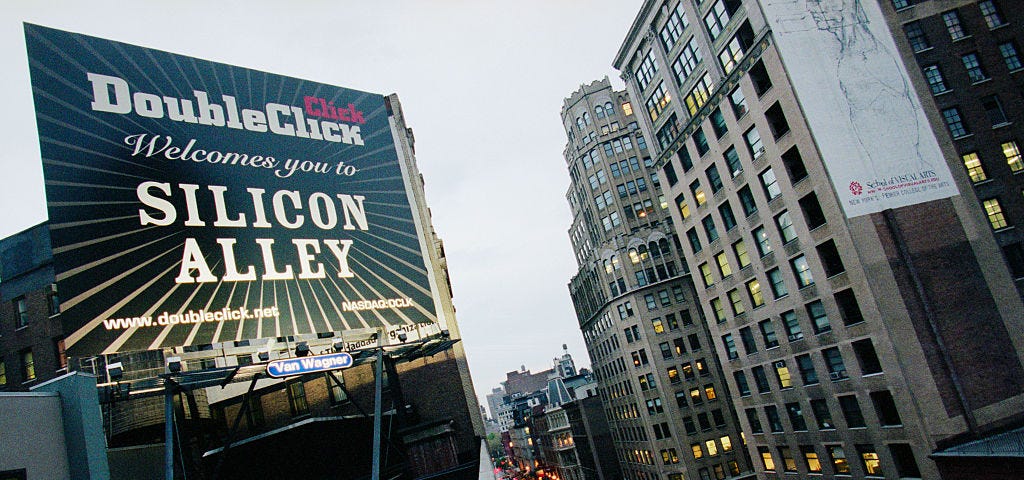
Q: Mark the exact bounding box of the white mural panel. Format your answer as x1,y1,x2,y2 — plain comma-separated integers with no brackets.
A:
761,0,959,217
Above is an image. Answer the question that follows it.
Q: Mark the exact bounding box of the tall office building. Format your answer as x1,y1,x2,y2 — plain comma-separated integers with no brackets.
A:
613,0,1024,478
563,78,754,480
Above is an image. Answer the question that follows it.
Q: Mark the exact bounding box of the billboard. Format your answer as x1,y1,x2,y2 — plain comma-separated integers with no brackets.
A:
761,0,959,217
24,24,438,356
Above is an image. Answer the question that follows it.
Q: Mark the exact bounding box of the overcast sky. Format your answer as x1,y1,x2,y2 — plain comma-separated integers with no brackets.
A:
0,1,643,406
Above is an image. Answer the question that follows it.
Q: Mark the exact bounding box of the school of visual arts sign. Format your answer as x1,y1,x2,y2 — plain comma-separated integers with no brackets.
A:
24,24,438,356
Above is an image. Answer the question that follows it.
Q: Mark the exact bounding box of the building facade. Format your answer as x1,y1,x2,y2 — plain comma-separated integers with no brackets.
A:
563,78,754,480
882,0,1024,294
613,0,1024,478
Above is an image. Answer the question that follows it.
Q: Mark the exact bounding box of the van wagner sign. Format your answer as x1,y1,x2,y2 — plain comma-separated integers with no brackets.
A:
24,24,438,356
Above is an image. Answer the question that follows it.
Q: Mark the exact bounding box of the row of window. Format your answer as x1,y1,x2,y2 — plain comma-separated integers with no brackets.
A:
904,2,1006,53
746,389,899,440
759,442,919,477
732,339,883,400
960,141,1023,182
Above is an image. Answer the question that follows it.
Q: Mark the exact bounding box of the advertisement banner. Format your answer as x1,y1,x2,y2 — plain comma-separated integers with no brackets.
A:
761,0,959,217
25,24,437,356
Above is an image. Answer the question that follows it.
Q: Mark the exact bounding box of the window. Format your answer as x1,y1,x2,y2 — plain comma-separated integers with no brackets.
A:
782,147,808,183
692,443,705,459
668,365,681,384
871,390,903,426
685,73,714,115
799,192,827,230
791,255,814,287
728,289,744,314
752,365,770,393
803,446,822,473
327,372,348,404
889,444,922,478
904,21,930,52
733,240,751,268
705,384,718,401
774,210,798,243
835,289,864,325
47,286,60,316
807,300,831,333
700,263,714,287
716,252,732,278
618,301,635,319
54,337,67,370
707,165,723,194
14,297,28,328
245,394,265,428
828,445,851,474
768,268,788,298
737,186,757,217
962,53,988,82
760,168,781,200
782,310,802,340
923,65,948,94
730,87,748,118
20,349,34,382
645,294,658,310
824,347,848,380
687,228,702,253
746,408,763,433
852,339,883,375
647,82,672,122
710,297,726,322
704,0,731,39
765,102,791,139
839,395,866,428
760,319,779,348
673,37,704,84
760,447,776,471
749,60,773,95
775,361,793,389
766,405,783,432
634,50,658,91
745,127,765,159
796,354,818,385
856,445,883,477
1000,42,1022,71
622,101,633,116
747,279,764,307
703,215,719,243
983,198,1009,229
753,225,772,256
734,370,750,395
740,326,757,355
691,179,706,206
720,35,745,73
661,448,680,465
0,361,5,386
811,399,835,429
288,381,310,416
979,0,1004,28
660,2,689,50
1003,141,1023,172
817,240,845,277
943,10,967,40
711,108,728,138
962,152,987,182
943,107,969,137
632,349,650,367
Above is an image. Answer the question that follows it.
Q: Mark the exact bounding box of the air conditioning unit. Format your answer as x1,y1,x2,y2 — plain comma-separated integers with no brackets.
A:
787,334,802,342
829,371,847,381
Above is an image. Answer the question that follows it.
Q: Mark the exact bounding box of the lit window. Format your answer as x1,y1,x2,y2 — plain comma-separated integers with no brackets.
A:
700,263,714,287
622,102,633,116
0,361,6,386
983,198,1009,229
728,289,744,314
646,82,672,122
705,385,717,400
691,180,707,206
962,152,987,182
803,447,822,473
760,447,776,471
753,225,772,256
20,349,35,382
692,443,704,459
829,445,850,474
733,240,751,268
1003,141,1023,172
716,251,732,277
719,35,745,73
942,10,967,40
721,435,733,452
775,362,792,388
705,439,719,456
685,73,714,115
747,279,764,307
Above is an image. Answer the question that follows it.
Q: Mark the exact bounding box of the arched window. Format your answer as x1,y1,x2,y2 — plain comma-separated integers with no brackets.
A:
637,244,649,262
605,101,614,113
583,112,592,126
595,105,606,119
612,255,621,270
629,248,640,264
649,241,662,258
577,117,585,129
604,259,613,274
